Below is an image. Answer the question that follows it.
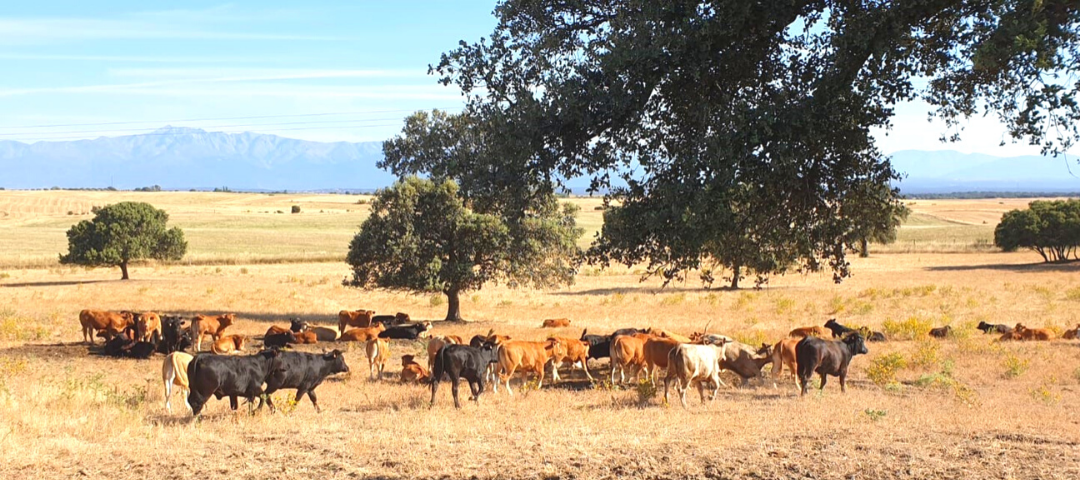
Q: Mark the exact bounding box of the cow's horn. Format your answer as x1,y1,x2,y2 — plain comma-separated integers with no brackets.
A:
702,319,713,335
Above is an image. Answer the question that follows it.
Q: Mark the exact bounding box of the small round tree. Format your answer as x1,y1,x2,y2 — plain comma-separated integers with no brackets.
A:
60,202,187,279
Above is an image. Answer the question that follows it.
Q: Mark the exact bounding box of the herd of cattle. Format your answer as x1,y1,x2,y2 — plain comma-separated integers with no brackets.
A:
76,308,1080,414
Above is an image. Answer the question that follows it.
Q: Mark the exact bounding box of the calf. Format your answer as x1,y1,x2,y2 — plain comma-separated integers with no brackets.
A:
541,318,571,328
547,337,595,382
162,352,194,413
770,337,801,384
929,326,951,338
719,342,774,387
136,312,162,343
190,313,235,352
263,350,350,413
339,323,385,342
610,333,650,384
789,326,830,338
158,315,192,354
823,319,855,338
796,334,868,396
292,331,318,344
664,343,728,408
79,309,134,343
400,354,430,384
1014,323,1053,341
365,338,390,380
338,309,375,332
469,332,509,388
977,321,1013,335
496,339,565,395
186,349,281,415
430,343,499,408
211,335,246,355
427,335,465,370
378,321,432,340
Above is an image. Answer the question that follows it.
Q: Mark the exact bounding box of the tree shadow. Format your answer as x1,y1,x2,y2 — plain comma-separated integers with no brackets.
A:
0,279,114,288
553,285,803,296
924,261,1080,273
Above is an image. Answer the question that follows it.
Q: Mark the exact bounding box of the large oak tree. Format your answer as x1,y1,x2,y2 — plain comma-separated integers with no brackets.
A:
60,202,187,279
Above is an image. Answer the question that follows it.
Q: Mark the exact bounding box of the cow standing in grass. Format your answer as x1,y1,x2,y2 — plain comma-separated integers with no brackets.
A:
796,334,868,396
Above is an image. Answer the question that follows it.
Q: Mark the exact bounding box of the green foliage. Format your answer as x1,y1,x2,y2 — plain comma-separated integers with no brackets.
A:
59,201,186,279
866,353,907,388
994,199,1080,262
863,408,888,422
291,205,301,214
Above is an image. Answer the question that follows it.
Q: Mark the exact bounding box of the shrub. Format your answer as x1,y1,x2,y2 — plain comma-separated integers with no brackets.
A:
866,353,907,387
291,205,301,214
1002,353,1030,379
429,294,444,307
909,340,940,369
882,315,933,341
1065,287,1080,302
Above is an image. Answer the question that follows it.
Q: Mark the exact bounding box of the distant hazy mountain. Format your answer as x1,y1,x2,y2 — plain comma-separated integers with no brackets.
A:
0,126,396,191
2,128,1078,193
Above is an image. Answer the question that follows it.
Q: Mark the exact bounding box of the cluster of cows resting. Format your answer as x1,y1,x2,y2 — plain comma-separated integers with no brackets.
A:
77,309,1079,414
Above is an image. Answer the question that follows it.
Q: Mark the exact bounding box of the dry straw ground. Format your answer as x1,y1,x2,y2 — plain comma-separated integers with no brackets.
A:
1,192,1079,479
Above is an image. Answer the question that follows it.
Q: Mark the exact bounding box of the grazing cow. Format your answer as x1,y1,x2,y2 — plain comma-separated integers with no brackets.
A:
372,312,411,326
79,309,135,343
378,321,432,340
338,309,375,332
308,325,340,342
609,333,650,384
579,329,611,361
211,335,246,355
365,338,390,380
823,319,855,338
339,323,385,342
977,321,1013,335
547,337,595,382
495,339,565,395
796,334,868,396
1014,323,1053,341
664,343,728,408
718,342,774,387
929,326,951,338
770,337,801,384
541,318,571,328
161,352,194,413
655,330,692,343
789,326,830,338
1063,324,1080,340
868,331,887,342
187,350,281,415
427,335,465,370
642,336,683,381
400,354,430,384
263,350,350,413
430,343,499,408
190,313,235,352
158,315,192,354
136,312,162,343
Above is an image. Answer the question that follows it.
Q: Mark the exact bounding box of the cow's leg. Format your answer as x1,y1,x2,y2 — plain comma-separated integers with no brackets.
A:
710,374,721,402
501,365,516,396
429,376,440,408
663,372,671,405
468,379,480,404
188,391,206,417
182,388,192,413
679,378,689,409
163,374,173,413
306,390,321,413
229,395,239,410
579,360,595,382
839,371,847,393
818,373,828,391
450,376,462,409
535,365,545,390
550,362,561,383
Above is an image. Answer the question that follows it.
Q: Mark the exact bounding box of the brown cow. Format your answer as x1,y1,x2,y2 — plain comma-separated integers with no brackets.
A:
161,352,194,413
136,312,161,343
339,323,385,342
789,326,830,338
547,337,594,382
643,336,682,382
1063,324,1080,340
929,326,952,339
427,335,466,370
190,313,235,352
610,333,651,384
308,325,339,342
655,330,692,344
210,334,246,355
1015,323,1053,341
338,309,375,332
365,338,390,380
998,330,1023,341
770,337,801,384
541,318,571,328
495,339,565,395
720,342,775,387
292,331,318,344
400,354,430,384
79,309,135,343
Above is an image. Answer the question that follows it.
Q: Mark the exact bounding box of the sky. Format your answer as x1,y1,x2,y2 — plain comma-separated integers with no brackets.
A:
0,1,1060,157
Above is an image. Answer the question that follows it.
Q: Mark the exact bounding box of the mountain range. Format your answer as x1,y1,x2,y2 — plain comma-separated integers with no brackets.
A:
1,127,1079,193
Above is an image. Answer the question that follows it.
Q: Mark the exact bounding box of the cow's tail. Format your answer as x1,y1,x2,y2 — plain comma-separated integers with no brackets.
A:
432,345,447,384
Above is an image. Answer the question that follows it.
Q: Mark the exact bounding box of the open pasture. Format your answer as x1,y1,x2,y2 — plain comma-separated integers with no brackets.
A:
1,246,1080,478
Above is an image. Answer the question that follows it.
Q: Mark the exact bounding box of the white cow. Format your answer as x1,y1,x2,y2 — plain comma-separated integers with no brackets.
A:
664,342,728,408
161,352,194,413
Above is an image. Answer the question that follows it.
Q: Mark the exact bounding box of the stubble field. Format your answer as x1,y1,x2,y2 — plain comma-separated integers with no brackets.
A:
1,191,1079,479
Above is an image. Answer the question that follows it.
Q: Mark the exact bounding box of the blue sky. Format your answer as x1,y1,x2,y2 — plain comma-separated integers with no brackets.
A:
0,1,1057,156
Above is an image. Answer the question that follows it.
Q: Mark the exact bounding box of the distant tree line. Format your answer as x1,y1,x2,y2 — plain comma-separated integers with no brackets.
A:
906,192,1080,200
995,199,1080,263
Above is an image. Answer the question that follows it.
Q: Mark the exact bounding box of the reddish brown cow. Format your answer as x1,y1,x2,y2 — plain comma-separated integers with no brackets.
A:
495,339,565,395
1015,323,1053,341
427,335,466,370
642,336,682,381
339,323,385,342
79,310,135,343
610,333,651,384
770,337,801,384
365,338,390,380
541,318,571,328
655,330,692,344
1063,324,1080,340
292,331,318,344
136,312,161,343
190,313,235,352
338,309,375,332
547,337,594,382
210,335,246,355
400,355,430,384
789,326,830,338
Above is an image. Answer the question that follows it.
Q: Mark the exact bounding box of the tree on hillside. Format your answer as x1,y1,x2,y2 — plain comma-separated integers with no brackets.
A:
427,1,1079,286
345,177,581,322
995,199,1080,262
60,202,187,279
844,182,911,258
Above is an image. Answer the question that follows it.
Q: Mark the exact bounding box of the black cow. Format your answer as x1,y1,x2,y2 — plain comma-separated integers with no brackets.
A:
378,322,431,340
580,329,612,360
186,350,281,416
611,327,645,338
158,315,192,354
867,331,887,342
823,319,856,338
263,332,295,349
795,333,868,396
977,321,1012,335
929,326,951,338
101,327,155,359
263,350,349,413
430,343,498,409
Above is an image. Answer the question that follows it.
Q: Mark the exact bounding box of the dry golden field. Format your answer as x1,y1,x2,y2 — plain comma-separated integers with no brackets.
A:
1,192,1080,479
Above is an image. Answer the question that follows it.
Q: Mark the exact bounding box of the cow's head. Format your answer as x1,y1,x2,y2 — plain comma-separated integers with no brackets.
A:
323,349,349,374
1014,323,1027,334
842,333,869,355
219,313,236,327
825,318,838,328
401,354,416,366
289,317,309,333
478,342,499,364
235,335,247,350
395,312,411,323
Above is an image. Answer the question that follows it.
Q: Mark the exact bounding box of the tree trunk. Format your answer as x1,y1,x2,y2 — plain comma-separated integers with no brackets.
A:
730,263,741,289
859,238,869,258
120,261,130,280
444,289,464,322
